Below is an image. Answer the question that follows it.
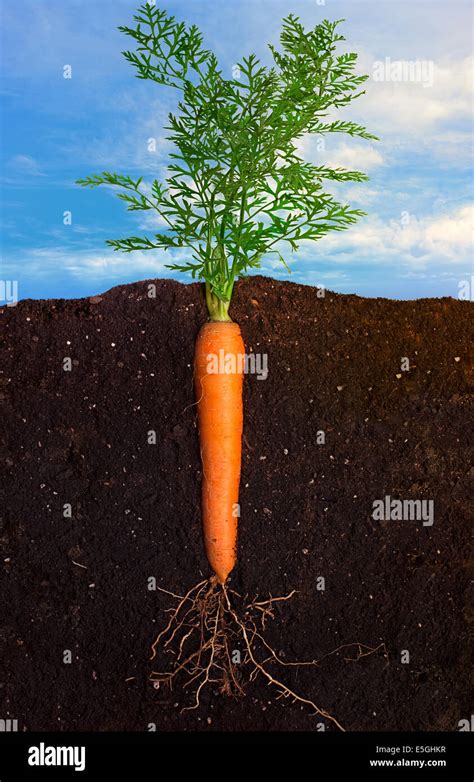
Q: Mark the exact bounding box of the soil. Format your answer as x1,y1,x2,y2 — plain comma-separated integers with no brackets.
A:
0,276,472,732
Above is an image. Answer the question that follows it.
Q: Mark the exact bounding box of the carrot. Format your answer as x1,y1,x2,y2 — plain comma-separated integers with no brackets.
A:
79,10,374,585
78,6,378,723
194,321,244,583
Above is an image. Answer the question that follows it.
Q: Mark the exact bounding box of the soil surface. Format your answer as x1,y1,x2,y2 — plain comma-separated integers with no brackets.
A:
1,276,472,732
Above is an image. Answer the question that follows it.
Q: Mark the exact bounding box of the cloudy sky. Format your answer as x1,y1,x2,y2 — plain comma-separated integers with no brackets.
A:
1,0,472,301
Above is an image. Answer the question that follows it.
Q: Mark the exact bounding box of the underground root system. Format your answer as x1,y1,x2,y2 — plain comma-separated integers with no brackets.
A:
150,578,387,730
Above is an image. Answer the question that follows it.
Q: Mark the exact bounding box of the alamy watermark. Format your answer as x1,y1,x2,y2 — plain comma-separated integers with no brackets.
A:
458,276,474,301
206,350,268,380
372,495,434,527
373,58,434,88
0,280,18,307
28,743,86,772
0,718,18,731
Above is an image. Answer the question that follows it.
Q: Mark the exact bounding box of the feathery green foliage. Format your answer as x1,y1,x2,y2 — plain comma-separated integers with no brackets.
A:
77,4,377,318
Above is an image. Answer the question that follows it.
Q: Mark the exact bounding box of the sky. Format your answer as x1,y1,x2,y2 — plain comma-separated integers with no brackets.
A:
0,0,473,302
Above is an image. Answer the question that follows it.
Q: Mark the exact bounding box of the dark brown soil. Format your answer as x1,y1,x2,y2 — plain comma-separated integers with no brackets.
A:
1,276,472,732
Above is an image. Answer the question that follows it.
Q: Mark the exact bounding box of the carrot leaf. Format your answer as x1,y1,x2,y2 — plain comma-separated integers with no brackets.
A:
77,4,378,310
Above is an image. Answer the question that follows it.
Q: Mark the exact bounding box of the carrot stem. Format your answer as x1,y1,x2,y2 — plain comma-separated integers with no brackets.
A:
205,282,232,322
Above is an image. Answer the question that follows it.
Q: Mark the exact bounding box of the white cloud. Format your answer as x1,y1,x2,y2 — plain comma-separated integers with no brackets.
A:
9,205,469,291
8,154,45,176
426,130,473,168
296,134,384,173
356,54,473,134
292,55,472,175
341,186,381,206
424,204,474,253
298,203,474,268
2,245,185,282
67,120,172,175
137,210,171,231
325,143,384,171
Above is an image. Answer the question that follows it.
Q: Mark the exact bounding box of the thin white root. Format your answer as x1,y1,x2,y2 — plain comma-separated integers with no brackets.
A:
150,578,387,730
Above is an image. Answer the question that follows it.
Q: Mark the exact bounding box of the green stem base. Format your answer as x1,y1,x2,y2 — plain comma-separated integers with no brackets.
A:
205,282,232,322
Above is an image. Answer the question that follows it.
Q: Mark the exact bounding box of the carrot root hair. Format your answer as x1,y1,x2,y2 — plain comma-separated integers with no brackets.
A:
149,580,387,730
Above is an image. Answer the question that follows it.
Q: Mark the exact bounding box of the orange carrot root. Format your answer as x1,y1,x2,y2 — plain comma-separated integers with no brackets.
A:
194,321,244,583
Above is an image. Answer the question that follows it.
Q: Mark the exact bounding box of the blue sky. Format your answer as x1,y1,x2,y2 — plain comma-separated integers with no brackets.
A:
1,0,472,301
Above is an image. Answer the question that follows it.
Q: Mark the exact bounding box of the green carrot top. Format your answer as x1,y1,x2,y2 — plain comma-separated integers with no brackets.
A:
77,4,377,321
